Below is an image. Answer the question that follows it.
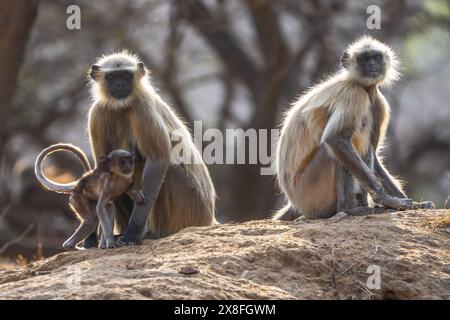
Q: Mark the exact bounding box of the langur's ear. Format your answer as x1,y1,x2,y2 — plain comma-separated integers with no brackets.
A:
340,52,350,69
89,64,101,81
98,155,111,172
136,62,146,77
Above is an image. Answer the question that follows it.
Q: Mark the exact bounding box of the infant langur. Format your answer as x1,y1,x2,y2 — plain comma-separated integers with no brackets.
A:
35,144,144,249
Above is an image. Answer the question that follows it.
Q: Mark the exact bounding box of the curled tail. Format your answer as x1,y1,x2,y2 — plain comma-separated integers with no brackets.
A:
272,203,301,221
35,143,91,194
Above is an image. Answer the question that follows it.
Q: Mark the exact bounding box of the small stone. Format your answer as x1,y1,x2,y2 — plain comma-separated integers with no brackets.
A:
178,266,199,275
329,211,348,222
179,239,194,245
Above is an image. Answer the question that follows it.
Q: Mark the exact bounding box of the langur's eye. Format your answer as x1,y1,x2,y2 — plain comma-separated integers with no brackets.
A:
107,74,114,80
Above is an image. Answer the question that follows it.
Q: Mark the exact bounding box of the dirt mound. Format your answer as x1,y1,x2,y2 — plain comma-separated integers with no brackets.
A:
0,209,449,299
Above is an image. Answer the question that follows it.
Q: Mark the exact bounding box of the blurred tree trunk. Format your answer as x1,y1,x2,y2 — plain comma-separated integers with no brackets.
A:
183,0,295,220
0,0,39,150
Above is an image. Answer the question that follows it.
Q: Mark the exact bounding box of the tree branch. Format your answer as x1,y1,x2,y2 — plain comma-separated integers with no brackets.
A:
181,0,261,97
0,0,39,150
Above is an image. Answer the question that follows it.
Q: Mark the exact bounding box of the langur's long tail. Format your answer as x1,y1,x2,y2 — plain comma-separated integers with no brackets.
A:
34,143,91,194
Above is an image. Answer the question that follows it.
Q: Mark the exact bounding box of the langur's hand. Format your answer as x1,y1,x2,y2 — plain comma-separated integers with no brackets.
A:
372,193,413,210
135,191,145,205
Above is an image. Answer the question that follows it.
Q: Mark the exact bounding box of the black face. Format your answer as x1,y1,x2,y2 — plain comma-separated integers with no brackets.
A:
105,70,134,99
115,155,134,175
357,51,385,78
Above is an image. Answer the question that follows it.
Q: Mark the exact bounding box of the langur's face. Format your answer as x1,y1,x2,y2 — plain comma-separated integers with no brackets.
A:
99,150,134,176
115,155,134,175
89,57,146,101
356,50,385,79
110,151,134,175
104,70,134,100
340,38,398,87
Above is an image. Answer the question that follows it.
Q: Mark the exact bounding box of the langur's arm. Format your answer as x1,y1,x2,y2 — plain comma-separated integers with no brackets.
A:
324,127,412,210
373,156,406,198
89,116,109,164
369,93,406,199
127,188,145,205
374,156,435,209
118,158,168,245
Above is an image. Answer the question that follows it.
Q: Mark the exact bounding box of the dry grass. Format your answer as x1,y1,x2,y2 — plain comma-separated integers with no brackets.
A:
433,210,450,228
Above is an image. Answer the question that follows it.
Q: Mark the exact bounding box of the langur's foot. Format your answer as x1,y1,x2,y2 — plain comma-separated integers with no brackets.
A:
413,201,435,210
116,235,142,247
99,236,117,249
62,240,77,251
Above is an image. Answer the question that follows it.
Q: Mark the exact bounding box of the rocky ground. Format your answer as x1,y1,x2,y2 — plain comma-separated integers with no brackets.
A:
0,209,449,299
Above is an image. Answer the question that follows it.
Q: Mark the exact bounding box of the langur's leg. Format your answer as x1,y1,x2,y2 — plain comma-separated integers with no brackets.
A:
113,194,133,235
80,201,99,249
117,159,168,246
149,165,214,237
325,134,413,210
81,232,98,249
64,193,98,250
355,191,369,207
334,161,394,216
292,145,337,219
99,202,117,249
97,200,116,249
354,147,374,207
334,161,357,212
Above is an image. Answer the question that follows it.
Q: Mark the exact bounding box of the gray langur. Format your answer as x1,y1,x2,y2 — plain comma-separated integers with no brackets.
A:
274,36,434,220
87,51,216,246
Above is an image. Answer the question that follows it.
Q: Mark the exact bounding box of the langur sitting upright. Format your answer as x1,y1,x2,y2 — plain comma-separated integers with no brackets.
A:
274,36,434,220
87,51,216,246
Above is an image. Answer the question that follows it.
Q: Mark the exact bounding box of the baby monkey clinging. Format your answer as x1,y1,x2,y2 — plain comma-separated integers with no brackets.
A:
35,144,144,249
